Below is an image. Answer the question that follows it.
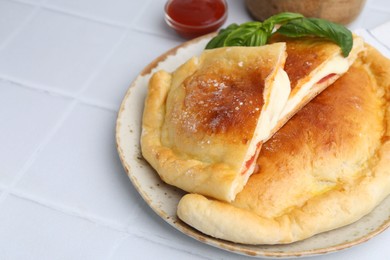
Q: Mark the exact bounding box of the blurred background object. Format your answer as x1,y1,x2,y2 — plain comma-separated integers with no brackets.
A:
245,0,367,24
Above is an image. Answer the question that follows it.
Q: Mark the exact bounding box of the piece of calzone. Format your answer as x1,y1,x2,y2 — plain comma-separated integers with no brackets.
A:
142,43,289,202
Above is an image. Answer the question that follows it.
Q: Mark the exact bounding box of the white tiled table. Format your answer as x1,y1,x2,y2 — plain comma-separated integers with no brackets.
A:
1,0,390,259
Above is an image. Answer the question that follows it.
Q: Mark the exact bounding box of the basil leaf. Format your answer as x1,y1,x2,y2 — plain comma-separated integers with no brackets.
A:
205,12,304,49
240,21,262,28
277,18,353,57
204,12,353,57
224,27,259,47
264,12,304,26
205,23,239,49
244,28,268,46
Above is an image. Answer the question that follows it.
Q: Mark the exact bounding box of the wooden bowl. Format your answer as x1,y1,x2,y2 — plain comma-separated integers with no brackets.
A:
245,0,367,25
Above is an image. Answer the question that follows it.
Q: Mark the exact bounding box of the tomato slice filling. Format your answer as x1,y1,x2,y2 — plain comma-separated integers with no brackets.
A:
317,73,337,85
241,142,262,175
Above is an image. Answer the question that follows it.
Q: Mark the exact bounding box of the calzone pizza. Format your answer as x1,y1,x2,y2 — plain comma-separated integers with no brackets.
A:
141,37,363,202
177,45,390,244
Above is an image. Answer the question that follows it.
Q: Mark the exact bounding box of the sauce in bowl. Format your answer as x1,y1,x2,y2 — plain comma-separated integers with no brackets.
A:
165,0,228,39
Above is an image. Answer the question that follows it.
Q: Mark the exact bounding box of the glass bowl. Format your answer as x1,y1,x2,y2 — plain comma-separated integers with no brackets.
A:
164,0,228,39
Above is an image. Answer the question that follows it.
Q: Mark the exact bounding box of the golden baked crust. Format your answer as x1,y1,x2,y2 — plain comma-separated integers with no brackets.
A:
141,37,363,202
268,35,364,138
141,43,289,202
177,45,390,244
271,34,362,91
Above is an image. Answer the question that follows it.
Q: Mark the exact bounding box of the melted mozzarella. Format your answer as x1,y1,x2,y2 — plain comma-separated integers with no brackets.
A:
238,68,290,178
281,55,349,119
237,54,349,186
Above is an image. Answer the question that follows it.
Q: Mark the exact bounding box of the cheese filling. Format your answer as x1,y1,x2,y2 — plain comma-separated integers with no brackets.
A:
238,55,349,180
280,55,349,119
239,68,290,178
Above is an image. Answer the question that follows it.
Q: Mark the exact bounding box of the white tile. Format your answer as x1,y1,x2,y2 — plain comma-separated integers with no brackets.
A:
0,0,34,47
225,0,252,25
127,202,249,260
15,103,142,228
0,195,125,260
112,234,207,260
44,0,150,26
348,6,390,30
371,20,390,48
14,0,45,4
81,30,180,109
368,0,390,12
0,9,124,93
133,0,185,41
0,80,70,186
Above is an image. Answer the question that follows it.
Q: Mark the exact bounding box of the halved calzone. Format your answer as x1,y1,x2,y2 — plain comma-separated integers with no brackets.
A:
177,45,390,244
141,37,363,202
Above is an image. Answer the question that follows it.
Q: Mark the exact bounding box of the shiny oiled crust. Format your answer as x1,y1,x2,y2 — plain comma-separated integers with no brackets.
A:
141,43,287,202
177,45,390,244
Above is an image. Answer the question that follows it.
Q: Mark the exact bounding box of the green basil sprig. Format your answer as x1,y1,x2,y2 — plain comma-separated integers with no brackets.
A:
205,12,353,57
205,13,303,49
277,18,353,57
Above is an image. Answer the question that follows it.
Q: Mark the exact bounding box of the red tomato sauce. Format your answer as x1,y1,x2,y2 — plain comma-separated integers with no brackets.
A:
317,73,337,85
165,0,227,38
242,142,262,175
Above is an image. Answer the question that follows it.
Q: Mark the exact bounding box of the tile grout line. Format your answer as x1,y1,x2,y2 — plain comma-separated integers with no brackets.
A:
129,26,183,42
14,0,180,42
74,29,129,97
367,4,390,14
0,27,130,198
0,75,78,99
0,11,157,249
0,3,135,211
9,189,129,232
0,11,133,113
10,0,47,6
0,82,203,258
0,1,41,51
127,0,153,27
0,100,79,205
365,29,390,53
127,0,184,42
0,76,118,112
40,3,131,30
128,232,214,260
8,190,212,260
106,233,132,259
78,96,119,112
41,0,177,40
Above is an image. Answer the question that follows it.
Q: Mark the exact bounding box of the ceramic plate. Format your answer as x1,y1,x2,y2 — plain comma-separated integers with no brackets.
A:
115,34,390,258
